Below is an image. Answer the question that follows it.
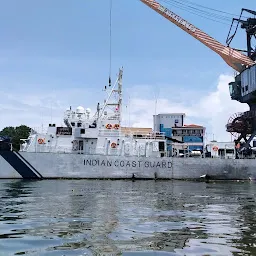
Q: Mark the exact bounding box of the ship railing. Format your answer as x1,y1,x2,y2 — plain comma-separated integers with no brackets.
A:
33,145,100,154
32,146,73,153
119,129,166,139
54,147,73,153
173,132,204,137
98,129,125,137
106,116,120,120
101,115,120,121
132,132,166,139
99,128,166,139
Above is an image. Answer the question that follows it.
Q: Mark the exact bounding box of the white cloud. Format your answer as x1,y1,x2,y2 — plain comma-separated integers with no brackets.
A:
122,74,249,142
197,75,249,141
0,74,249,142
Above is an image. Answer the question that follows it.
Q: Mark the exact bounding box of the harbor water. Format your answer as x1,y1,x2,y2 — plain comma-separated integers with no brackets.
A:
0,179,256,255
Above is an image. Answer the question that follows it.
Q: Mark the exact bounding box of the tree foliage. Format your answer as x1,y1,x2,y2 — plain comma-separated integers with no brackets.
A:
0,125,31,151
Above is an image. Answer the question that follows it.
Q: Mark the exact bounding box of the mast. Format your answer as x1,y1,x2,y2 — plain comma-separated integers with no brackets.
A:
117,67,123,124
98,67,124,123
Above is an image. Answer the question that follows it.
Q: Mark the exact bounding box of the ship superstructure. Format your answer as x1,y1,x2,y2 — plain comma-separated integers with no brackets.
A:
20,68,167,158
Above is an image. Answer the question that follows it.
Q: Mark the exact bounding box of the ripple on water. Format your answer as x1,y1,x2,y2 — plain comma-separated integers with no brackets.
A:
0,180,256,255
123,251,178,256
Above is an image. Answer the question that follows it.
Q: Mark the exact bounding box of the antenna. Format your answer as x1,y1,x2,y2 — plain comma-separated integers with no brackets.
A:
50,98,53,124
40,105,44,133
128,95,131,127
97,102,100,118
108,0,112,87
154,87,159,116
154,98,157,116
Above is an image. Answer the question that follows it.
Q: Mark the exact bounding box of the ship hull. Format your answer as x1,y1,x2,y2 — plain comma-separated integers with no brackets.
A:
0,151,255,180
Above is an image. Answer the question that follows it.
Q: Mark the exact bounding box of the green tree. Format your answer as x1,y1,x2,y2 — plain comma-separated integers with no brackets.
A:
0,125,31,151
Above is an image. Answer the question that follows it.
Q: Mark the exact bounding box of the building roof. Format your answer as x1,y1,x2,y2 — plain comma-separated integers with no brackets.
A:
153,113,185,116
120,127,152,135
172,124,204,129
183,124,204,128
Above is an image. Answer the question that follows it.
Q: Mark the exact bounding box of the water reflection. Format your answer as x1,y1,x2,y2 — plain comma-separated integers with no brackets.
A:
0,180,38,219
0,180,256,255
230,183,256,256
0,179,36,198
0,180,38,242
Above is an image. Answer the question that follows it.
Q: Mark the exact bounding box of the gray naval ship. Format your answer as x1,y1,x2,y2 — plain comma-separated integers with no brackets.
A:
0,67,256,181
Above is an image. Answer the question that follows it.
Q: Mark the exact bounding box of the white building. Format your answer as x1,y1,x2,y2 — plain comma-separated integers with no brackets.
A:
206,141,235,159
153,113,185,134
153,113,205,155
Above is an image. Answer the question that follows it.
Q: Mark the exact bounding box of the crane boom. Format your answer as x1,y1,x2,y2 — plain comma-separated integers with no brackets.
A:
140,0,255,72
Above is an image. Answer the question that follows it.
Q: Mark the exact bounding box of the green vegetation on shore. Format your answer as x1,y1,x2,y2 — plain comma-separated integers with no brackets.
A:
0,125,31,151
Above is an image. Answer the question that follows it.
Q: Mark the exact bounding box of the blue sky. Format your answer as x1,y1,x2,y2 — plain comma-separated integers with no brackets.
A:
0,0,255,141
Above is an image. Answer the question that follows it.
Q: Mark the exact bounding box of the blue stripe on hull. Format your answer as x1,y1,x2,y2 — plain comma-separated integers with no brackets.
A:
15,152,43,179
0,151,41,179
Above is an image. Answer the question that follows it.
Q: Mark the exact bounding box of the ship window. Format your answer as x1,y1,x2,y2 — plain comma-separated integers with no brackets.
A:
71,122,75,127
77,123,82,127
159,141,165,151
245,85,248,91
81,129,85,134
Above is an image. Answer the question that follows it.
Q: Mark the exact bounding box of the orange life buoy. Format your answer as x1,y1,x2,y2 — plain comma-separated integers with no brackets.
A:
212,146,218,151
38,138,44,144
106,123,112,129
114,124,120,130
111,142,117,148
